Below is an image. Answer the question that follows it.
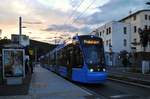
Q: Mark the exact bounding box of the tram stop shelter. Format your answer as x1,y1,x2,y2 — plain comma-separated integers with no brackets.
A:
2,44,25,85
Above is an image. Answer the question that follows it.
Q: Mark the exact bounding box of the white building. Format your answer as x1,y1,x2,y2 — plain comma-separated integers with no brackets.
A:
92,21,131,66
119,9,150,52
91,9,150,66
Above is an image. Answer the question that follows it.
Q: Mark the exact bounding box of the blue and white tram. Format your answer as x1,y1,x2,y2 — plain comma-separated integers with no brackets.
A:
42,35,107,84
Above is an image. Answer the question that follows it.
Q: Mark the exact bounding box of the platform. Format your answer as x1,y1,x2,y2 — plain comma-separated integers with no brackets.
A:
0,65,92,99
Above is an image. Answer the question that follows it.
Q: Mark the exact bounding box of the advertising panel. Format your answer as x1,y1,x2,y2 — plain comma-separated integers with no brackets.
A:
2,49,25,78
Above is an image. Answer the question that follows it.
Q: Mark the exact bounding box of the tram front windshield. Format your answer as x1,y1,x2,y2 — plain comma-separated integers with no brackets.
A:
83,45,104,65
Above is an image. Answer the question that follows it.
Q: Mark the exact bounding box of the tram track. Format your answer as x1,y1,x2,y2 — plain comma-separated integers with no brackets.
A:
75,80,150,99
108,77,150,89
43,65,150,99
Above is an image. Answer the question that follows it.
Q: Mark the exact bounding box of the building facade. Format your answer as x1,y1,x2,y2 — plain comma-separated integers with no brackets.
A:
92,21,131,66
119,9,150,52
91,9,150,66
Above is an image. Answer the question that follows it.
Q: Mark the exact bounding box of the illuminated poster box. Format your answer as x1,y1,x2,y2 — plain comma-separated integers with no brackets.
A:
2,49,25,79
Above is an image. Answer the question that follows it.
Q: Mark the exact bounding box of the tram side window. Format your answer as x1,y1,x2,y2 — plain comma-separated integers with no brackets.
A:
52,53,55,65
66,45,76,67
56,52,59,65
66,46,73,66
62,50,66,66
73,45,83,68
57,51,62,65
58,51,61,65
59,50,63,65
62,47,69,67
61,50,64,65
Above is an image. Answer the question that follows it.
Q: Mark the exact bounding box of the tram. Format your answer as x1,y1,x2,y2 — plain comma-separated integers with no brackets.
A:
40,35,107,83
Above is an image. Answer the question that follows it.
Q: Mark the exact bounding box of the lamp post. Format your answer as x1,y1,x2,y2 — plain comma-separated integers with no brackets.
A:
19,17,22,45
19,17,27,45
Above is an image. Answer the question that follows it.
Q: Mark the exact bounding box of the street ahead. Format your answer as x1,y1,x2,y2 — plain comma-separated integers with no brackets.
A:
76,80,150,99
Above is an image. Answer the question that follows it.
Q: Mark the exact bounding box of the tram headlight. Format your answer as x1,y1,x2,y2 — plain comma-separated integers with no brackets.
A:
103,68,106,72
90,69,94,72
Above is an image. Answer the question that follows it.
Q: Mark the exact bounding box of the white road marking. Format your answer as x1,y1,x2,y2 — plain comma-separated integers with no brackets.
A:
110,94,136,98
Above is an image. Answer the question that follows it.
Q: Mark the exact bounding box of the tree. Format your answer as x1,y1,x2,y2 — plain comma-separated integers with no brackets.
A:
0,38,11,53
119,50,128,59
138,28,150,52
119,50,130,69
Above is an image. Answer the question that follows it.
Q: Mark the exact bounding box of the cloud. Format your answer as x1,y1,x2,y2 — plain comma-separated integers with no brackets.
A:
70,0,81,8
23,21,43,24
0,0,147,44
43,24,79,33
80,26,92,34
75,0,145,25
30,37,41,39
43,24,92,34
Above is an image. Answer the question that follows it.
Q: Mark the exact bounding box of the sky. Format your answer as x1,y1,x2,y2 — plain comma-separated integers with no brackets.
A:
0,0,148,44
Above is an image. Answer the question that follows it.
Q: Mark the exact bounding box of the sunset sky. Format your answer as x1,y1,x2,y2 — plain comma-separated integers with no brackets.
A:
0,0,147,44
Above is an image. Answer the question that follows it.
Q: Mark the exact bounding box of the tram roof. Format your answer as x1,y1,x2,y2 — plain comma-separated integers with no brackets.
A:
50,35,102,54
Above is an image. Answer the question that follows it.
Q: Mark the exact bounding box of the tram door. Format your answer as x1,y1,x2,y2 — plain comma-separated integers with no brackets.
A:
66,45,74,79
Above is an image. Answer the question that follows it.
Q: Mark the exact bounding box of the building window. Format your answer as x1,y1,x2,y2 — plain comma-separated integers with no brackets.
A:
108,27,111,34
99,32,101,36
103,30,105,34
134,38,137,43
109,39,111,46
106,40,108,46
106,28,109,35
96,32,99,36
145,25,148,30
133,15,136,21
145,14,148,20
134,26,137,33
123,27,127,34
149,15,150,20
123,39,127,47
